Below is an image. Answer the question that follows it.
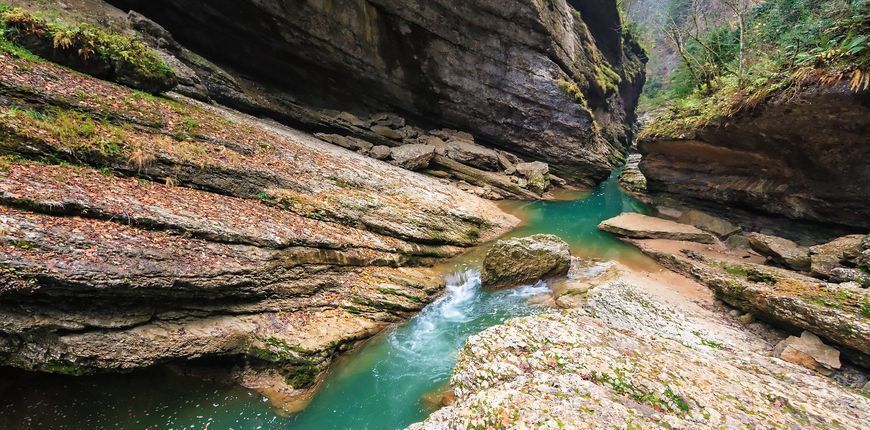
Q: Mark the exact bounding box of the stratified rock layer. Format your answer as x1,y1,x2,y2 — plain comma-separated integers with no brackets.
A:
0,46,517,402
639,83,870,229
106,0,646,185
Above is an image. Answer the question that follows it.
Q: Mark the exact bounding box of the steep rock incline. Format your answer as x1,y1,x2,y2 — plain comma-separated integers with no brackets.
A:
106,0,646,185
0,47,517,409
639,83,870,229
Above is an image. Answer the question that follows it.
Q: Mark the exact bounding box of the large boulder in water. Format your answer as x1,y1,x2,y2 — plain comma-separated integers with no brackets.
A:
482,234,571,290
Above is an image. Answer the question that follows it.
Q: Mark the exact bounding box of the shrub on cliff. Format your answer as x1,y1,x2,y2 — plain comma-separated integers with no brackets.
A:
0,5,176,94
641,0,869,139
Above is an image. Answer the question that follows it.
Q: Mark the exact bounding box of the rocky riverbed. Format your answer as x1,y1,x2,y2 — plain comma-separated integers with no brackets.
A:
410,236,870,429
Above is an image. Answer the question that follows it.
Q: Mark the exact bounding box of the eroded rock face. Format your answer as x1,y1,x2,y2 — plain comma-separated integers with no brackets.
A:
106,0,646,185
481,235,571,290
0,48,518,400
639,83,870,229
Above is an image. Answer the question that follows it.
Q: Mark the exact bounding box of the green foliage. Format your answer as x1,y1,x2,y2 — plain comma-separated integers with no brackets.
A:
643,0,870,138
556,78,589,108
0,6,174,87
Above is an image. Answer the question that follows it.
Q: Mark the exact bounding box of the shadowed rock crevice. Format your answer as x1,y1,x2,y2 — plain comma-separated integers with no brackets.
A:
105,0,646,185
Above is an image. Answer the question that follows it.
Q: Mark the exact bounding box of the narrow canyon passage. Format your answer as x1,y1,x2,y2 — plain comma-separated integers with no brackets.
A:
0,171,652,429
1,0,867,428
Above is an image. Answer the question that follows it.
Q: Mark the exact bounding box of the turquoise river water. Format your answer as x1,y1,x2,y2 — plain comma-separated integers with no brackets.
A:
0,171,651,430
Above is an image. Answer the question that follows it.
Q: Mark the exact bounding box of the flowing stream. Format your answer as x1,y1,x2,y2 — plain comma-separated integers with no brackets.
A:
0,170,652,430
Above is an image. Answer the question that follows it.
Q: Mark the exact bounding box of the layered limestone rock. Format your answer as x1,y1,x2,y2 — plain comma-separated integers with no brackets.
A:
623,238,870,357
639,82,870,229
410,277,870,429
0,44,517,409
748,232,811,272
105,0,646,185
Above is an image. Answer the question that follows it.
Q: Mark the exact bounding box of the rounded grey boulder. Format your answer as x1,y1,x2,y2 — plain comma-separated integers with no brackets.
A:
482,234,571,289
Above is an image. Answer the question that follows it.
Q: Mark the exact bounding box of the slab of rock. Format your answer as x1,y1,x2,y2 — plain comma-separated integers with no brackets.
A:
445,140,500,171
496,151,516,174
390,144,435,171
599,213,716,244
314,133,373,154
482,234,571,290
429,128,474,143
747,232,810,271
369,145,392,160
369,112,405,128
678,209,740,239
515,161,550,194
370,125,404,140
810,234,865,279
335,111,370,128
773,331,841,375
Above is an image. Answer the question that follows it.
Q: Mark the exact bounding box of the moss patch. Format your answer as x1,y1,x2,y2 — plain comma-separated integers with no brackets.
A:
0,6,174,93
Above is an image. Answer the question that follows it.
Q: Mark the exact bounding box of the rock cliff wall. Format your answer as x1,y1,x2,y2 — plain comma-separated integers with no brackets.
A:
106,0,646,185
0,39,516,409
639,83,870,230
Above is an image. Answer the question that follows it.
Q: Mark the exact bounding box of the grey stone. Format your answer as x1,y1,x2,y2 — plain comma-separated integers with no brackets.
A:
390,144,435,171
446,140,501,171
369,145,392,160
515,162,550,194
747,233,811,271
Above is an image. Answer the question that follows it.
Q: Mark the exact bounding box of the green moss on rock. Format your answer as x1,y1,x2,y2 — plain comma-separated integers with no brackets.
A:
0,6,175,93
